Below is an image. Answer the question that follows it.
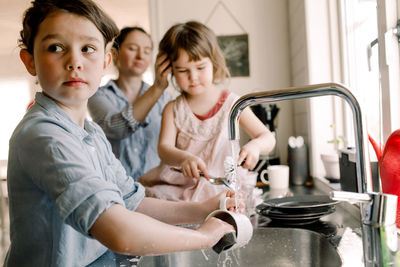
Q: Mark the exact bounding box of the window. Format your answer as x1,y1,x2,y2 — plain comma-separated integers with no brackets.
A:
0,80,30,160
339,0,400,147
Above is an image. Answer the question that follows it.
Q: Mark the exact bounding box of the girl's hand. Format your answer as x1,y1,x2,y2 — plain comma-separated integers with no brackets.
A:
237,142,260,170
180,155,209,179
153,52,171,90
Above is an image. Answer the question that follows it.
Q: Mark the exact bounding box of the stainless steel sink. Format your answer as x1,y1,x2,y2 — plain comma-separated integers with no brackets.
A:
138,227,342,267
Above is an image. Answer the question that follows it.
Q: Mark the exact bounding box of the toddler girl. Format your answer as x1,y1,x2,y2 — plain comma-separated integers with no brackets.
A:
139,21,276,202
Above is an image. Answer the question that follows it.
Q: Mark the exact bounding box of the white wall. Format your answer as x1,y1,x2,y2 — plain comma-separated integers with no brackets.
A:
149,0,294,164
288,0,344,178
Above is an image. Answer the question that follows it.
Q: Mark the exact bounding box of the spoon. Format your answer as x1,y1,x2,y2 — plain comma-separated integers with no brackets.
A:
170,167,235,190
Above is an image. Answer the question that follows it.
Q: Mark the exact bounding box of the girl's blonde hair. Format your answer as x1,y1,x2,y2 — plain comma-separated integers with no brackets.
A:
159,21,230,85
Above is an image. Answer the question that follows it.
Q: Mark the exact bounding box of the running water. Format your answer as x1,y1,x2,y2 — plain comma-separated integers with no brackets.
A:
216,250,240,267
200,249,209,261
223,140,241,212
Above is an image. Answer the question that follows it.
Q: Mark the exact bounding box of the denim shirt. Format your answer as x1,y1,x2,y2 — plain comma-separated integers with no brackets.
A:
88,80,173,180
5,92,145,267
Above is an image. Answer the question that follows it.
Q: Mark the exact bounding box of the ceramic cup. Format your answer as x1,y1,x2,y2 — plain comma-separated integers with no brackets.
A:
260,165,290,189
206,195,254,253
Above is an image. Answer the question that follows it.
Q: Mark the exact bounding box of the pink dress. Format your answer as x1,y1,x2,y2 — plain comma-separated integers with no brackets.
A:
140,91,257,202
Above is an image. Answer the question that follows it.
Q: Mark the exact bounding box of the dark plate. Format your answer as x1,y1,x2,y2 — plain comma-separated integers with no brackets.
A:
258,206,336,218
256,195,338,215
262,208,335,220
266,216,321,225
256,203,336,225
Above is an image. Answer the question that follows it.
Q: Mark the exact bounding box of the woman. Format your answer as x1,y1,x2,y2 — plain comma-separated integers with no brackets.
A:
88,27,173,180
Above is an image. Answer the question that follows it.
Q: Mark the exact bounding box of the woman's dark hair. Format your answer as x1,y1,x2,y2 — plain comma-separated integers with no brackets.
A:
159,20,229,84
19,0,119,54
113,26,153,50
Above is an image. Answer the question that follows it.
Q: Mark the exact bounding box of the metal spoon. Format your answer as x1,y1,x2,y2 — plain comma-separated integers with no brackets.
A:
170,167,235,190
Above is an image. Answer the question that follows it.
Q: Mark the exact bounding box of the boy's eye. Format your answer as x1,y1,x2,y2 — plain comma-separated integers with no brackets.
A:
177,69,187,73
48,44,63,52
82,46,96,54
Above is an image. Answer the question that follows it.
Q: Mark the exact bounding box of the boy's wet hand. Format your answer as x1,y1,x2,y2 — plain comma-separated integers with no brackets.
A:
224,192,245,213
198,217,235,248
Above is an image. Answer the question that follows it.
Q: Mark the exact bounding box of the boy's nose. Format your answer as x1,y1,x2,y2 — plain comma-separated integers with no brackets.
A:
67,64,82,71
66,52,83,71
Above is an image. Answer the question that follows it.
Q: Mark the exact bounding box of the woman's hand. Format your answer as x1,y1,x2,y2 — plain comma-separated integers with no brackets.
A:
237,142,260,170
153,52,171,90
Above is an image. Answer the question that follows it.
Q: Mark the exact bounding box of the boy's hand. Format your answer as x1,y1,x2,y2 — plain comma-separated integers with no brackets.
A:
222,190,245,213
197,190,245,248
203,191,245,214
197,217,235,248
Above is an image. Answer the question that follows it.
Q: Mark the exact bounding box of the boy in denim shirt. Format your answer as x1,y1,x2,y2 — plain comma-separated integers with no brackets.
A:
6,1,239,266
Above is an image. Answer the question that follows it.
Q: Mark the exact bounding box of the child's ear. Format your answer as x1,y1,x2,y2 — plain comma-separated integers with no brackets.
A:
103,51,112,70
111,47,118,60
19,49,37,76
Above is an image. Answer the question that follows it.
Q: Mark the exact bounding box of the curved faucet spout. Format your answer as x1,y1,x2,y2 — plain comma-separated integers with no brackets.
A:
228,82,371,193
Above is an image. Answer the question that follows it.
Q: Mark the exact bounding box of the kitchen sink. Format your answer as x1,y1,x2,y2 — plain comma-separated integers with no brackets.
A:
138,227,342,267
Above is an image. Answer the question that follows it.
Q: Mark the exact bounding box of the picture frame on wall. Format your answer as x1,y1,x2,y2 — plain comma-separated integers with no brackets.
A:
217,34,250,77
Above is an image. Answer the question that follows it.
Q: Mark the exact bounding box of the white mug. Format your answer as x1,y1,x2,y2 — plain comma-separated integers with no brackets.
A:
260,165,290,189
205,195,253,252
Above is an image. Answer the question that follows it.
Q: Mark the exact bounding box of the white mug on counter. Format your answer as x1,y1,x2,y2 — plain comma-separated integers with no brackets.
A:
260,165,290,189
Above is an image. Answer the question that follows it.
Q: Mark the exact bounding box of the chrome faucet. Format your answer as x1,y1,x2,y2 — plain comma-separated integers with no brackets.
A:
228,82,399,266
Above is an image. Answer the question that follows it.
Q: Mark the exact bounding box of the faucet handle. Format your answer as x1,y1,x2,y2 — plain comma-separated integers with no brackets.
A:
330,191,371,204
331,191,397,226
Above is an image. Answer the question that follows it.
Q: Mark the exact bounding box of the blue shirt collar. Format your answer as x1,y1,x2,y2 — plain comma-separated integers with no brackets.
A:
34,92,96,141
107,80,146,99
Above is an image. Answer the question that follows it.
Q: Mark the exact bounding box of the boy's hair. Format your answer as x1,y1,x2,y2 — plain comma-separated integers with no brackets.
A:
19,0,119,54
159,20,229,84
113,26,153,50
